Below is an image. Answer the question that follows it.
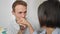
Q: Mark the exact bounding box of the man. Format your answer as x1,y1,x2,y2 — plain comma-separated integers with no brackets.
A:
8,0,34,34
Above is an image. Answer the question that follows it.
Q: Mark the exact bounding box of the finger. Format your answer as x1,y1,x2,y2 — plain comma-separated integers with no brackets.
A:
20,24,27,30
20,24,26,28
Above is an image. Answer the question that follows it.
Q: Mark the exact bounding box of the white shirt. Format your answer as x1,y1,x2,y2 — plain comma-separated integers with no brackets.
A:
8,20,30,34
8,20,20,34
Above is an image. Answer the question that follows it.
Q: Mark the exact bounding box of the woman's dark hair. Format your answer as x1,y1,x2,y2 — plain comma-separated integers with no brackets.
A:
47,0,59,2
38,0,60,28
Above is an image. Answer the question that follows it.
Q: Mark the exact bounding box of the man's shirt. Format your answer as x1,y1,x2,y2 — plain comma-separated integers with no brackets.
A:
8,19,30,34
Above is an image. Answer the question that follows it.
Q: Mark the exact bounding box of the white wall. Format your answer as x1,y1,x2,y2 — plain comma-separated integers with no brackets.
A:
0,0,15,27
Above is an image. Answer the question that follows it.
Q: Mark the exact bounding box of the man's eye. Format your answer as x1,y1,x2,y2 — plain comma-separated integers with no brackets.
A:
24,11,27,13
19,12,22,14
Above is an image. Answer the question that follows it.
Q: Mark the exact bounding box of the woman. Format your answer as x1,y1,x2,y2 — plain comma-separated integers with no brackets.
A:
33,0,60,34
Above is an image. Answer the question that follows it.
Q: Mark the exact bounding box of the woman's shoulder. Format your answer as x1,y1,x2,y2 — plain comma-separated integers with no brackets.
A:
53,28,60,34
56,28,60,31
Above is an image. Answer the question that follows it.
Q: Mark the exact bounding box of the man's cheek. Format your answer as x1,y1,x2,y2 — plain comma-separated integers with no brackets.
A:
16,17,20,21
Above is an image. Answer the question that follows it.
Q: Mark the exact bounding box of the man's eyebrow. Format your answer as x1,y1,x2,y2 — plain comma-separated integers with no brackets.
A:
18,11,27,13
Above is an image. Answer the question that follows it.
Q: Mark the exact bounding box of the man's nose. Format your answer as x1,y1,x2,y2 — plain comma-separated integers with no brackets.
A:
22,14,25,18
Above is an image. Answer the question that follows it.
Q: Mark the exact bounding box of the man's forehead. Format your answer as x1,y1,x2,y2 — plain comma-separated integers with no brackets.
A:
15,5,27,8
15,5,27,12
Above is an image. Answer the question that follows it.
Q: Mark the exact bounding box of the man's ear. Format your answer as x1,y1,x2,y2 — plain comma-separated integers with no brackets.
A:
12,11,15,15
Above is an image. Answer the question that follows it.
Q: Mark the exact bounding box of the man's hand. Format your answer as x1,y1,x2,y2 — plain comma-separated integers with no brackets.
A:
17,18,34,34
17,18,30,28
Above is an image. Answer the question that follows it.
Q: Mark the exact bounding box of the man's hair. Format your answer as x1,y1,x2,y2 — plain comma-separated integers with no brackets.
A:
38,1,60,28
12,0,27,11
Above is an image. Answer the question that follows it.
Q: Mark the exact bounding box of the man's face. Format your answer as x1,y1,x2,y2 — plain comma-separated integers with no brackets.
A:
12,5,27,20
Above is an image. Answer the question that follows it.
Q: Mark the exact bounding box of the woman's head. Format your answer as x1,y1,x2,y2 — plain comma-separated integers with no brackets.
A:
38,1,60,28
